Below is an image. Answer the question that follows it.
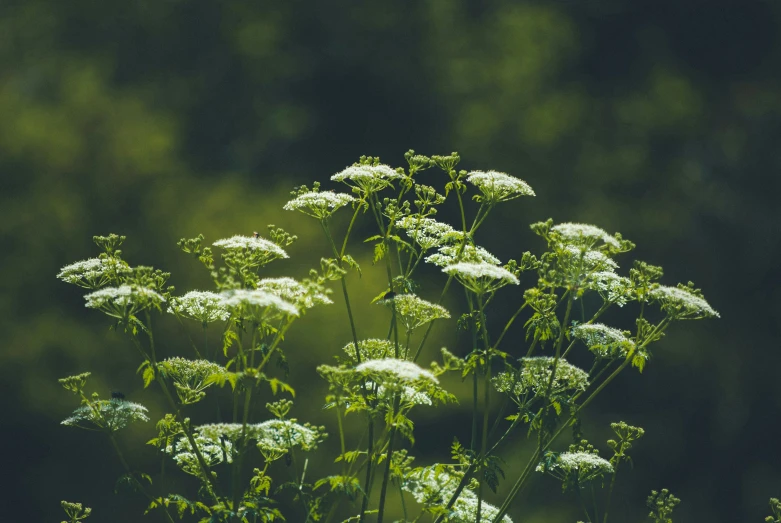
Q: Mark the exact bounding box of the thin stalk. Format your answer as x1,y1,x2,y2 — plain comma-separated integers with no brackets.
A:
107,432,176,523
322,220,361,361
476,293,492,523
376,396,401,523
602,468,618,523
358,419,375,523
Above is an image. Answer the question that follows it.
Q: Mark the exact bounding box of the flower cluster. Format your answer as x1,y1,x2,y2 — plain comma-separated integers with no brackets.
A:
84,285,165,318
425,244,500,267
563,245,619,272
341,339,396,363
585,271,633,306
404,466,513,523
550,223,621,249
221,289,299,321
57,257,131,289
62,398,150,432
649,284,720,319
466,170,535,204
194,420,324,453
165,431,233,476
536,451,614,484
494,357,589,401
382,293,450,332
161,357,224,405
168,290,230,324
257,277,332,310
283,190,355,220
356,358,439,384
571,323,635,359
331,163,402,193
443,262,519,294
212,235,289,269
395,216,462,251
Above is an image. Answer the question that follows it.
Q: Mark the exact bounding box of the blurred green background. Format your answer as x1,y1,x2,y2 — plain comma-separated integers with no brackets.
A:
2,0,780,521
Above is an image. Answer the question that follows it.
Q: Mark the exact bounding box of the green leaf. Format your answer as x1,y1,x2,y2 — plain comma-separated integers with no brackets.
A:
373,242,387,264
142,366,155,388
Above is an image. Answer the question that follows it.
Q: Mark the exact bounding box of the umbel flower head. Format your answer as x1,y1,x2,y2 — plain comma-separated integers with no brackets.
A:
57,257,131,289
443,261,519,294
168,290,230,324
649,284,719,320
341,339,396,363
536,450,614,484
283,190,355,220
381,293,450,332
356,358,439,385
195,420,324,453
160,357,224,405
165,431,233,476
494,357,589,401
550,223,621,249
62,398,150,432
221,289,299,321
571,323,636,359
257,277,332,310
586,271,633,306
403,466,513,523
84,285,165,318
212,234,289,268
254,419,325,452
394,216,462,251
331,162,402,193
466,170,535,204
425,244,500,267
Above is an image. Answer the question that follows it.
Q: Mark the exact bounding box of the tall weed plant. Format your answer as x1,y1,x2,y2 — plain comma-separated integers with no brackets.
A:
57,151,738,523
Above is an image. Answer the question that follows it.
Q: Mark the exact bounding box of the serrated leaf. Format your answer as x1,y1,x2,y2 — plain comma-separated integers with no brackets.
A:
142,366,155,388
373,242,387,264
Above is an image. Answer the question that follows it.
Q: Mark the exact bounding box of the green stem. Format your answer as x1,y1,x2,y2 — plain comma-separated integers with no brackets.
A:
376,397,401,523
107,432,176,523
358,418,375,523
476,293,492,523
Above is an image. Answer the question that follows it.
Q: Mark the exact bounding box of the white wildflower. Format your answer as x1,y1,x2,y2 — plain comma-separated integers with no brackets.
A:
466,170,535,204
168,291,230,324
283,191,355,220
443,262,519,294
571,324,635,359
370,381,433,407
257,277,332,309
551,223,621,249
395,216,462,250
331,163,403,193
84,285,165,318
536,451,613,482
212,235,288,261
425,244,501,267
161,357,224,405
404,466,513,523
255,419,323,452
586,271,632,306
166,431,233,474
221,289,299,319
57,257,131,288
649,285,719,319
195,422,247,443
62,399,149,432
342,339,396,362
356,358,439,384
494,357,589,399
383,294,450,332
564,245,619,271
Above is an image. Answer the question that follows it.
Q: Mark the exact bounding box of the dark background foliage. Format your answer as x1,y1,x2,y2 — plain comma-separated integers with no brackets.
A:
1,0,779,521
